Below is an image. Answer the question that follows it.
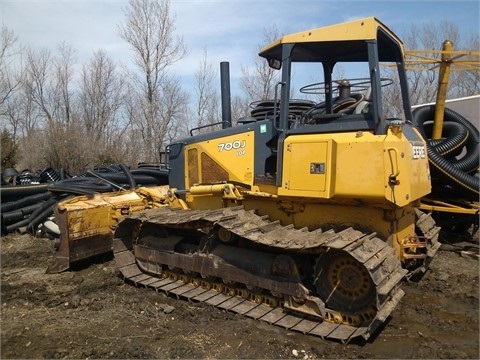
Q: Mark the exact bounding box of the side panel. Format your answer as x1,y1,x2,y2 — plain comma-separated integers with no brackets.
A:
281,137,334,198
185,132,255,187
168,120,275,190
279,127,431,205
279,132,386,200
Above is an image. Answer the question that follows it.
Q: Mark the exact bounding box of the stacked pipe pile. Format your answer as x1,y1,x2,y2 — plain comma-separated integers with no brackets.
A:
1,163,168,236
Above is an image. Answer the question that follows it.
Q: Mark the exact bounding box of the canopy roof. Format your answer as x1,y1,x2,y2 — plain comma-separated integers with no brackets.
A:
259,17,404,63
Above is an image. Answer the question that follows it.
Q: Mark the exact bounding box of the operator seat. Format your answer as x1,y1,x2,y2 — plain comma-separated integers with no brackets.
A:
353,87,372,114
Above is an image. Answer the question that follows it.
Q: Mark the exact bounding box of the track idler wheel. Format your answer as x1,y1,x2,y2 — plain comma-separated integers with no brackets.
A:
314,251,375,313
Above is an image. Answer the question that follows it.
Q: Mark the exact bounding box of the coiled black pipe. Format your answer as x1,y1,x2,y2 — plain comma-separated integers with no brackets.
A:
424,122,469,158
413,105,479,199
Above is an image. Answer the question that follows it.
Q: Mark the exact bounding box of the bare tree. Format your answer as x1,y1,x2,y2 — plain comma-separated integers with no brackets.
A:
80,50,125,140
448,33,480,97
54,42,76,124
402,20,478,105
16,44,81,171
0,26,19,109
192,48,219,131
240,25,281,104
0,26,25,148
118,0,188,163
78,49,131,166
23,47,56,126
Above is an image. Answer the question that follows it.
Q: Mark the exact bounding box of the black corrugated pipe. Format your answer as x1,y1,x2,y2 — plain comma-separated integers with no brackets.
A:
39,167,60,182
119,163,136,189
4,197,56,234
220,61,232,128
2,203,44,225
424,121,469,158
47,177,114,195
5,217,31,234
1,191,53,213
413,105,479,199
131,168,169,184
85,172,160,186
26,195,71,234
59,168,68,180
0,184,49,202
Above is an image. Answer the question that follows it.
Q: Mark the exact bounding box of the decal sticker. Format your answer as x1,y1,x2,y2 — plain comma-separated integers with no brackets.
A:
218,140,246,152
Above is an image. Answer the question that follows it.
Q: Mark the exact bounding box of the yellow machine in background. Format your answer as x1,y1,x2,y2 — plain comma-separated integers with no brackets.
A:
112,17,440,343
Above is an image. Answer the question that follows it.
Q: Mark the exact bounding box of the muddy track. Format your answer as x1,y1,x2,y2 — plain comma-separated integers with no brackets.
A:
113,206,407,343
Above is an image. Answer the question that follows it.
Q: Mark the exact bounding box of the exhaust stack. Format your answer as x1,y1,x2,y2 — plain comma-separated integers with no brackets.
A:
220,61,232,128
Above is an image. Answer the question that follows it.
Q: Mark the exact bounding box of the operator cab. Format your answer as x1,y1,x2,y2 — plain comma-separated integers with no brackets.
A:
258,17,412,136
252,17,413,186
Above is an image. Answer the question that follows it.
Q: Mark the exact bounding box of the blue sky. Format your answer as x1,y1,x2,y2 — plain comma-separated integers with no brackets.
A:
1,0,479,96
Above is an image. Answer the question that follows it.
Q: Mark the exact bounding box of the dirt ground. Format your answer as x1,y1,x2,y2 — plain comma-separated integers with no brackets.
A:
1,230,479,359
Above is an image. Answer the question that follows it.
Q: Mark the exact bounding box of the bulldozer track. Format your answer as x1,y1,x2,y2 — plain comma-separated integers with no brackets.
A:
113,206,407,343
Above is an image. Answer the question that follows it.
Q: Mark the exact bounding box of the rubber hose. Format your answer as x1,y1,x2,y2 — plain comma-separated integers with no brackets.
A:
413,105,479,199
1,191,52,213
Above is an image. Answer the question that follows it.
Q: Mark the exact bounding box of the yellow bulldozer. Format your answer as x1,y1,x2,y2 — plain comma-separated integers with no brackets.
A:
107,17,443,343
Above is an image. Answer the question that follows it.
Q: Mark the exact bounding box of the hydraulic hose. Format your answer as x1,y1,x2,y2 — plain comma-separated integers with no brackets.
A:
413,105,479,199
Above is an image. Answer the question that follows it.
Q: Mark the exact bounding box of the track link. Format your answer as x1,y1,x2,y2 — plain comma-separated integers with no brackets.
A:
113,206,407,343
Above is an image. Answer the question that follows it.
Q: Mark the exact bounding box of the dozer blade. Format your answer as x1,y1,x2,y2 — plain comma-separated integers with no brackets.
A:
47,186,169,273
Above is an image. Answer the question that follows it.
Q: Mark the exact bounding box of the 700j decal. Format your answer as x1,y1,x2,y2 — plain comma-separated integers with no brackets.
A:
218,140,246,152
